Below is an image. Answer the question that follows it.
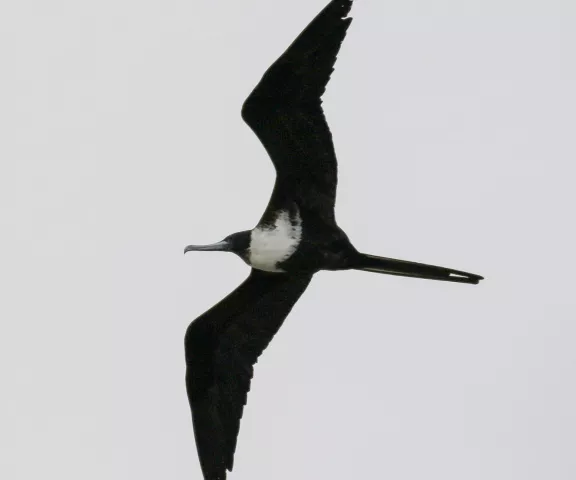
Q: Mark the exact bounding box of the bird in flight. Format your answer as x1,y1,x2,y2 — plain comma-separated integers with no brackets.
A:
183,1,483,479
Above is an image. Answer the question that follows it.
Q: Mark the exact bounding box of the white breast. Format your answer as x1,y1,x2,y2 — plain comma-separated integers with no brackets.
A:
249,210,302,272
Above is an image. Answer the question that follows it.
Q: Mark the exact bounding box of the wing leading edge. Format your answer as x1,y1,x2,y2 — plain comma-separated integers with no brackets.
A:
185,270,313,480
241,0,354,223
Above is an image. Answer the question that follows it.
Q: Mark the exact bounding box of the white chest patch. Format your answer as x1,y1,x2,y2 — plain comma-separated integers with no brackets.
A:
249,210,302,272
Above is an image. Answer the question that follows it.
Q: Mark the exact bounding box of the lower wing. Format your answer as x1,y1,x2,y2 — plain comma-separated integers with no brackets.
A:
184,269,313,480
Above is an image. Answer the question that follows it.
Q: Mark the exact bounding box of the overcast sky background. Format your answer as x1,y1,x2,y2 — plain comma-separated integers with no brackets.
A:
1,0,576,479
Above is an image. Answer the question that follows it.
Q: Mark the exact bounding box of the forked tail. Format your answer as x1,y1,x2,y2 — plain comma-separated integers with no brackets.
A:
352,253,483,285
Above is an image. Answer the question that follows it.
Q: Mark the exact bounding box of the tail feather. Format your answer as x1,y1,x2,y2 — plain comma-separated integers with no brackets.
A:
352,253,483,285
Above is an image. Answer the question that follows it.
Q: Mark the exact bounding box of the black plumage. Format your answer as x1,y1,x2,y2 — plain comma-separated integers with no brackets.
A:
185,270,312,480
242,0,353,225
183,1,483,479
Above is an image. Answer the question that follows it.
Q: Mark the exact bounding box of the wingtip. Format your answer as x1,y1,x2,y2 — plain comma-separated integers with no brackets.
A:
329,0,354,21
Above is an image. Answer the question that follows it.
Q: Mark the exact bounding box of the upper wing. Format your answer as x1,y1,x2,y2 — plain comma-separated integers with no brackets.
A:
241,0,354,224
185,270,313,480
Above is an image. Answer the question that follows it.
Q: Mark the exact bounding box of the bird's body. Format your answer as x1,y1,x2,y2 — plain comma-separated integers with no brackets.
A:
183,1,483,479
247,207,353,273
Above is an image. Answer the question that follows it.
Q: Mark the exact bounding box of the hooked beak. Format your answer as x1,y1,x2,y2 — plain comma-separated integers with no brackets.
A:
184,240,230,254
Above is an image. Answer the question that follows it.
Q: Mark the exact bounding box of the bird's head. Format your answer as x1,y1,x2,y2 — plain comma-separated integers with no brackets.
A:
184,230,251,261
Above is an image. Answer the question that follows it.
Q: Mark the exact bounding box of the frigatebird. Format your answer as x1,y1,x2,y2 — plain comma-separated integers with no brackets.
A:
183,1,483,479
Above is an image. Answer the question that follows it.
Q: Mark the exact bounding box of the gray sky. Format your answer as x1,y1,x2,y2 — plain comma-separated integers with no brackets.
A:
1,0,576,479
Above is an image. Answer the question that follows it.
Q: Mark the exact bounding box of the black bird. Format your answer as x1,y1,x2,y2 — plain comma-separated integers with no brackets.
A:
184,1,483,479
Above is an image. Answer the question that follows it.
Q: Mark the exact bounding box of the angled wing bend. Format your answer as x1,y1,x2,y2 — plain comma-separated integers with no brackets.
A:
241,0,354,223
185,270,312,480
